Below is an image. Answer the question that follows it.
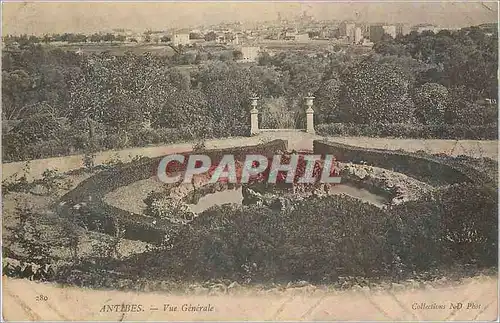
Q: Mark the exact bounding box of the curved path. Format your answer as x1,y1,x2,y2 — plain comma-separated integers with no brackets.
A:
3,132,498,181
2,276,497,321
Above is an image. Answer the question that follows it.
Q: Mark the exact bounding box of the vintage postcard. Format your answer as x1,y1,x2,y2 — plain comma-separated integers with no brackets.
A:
1,1,498,321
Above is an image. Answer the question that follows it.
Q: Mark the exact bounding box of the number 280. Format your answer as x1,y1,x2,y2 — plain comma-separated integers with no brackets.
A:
35,295,48,301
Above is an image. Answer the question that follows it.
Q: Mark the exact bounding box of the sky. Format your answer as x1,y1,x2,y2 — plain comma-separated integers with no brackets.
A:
2,1,498,35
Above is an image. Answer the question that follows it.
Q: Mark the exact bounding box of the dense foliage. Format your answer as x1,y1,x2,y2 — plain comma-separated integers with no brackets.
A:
2,25,497,162
125,179,497,283
389,183,498,270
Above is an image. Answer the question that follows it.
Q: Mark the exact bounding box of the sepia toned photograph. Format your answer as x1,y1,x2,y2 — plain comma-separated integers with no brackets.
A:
1,1,498,321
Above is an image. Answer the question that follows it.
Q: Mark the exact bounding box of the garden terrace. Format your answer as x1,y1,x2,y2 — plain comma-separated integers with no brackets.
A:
24,135,496,289
56,137,496,250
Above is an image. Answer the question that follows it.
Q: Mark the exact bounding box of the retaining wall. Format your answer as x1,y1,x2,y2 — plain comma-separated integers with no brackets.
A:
313,140,491,187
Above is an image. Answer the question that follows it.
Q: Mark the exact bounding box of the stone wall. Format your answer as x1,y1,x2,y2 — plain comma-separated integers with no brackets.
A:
313,140,490,186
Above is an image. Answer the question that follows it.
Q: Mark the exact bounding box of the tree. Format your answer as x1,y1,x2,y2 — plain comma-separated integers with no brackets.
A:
160,35,171,43
259,97,293,129
160,89,211,138
272,52,326,98
373,40,408,56
445,86,497,125
257,52,273,66
247,65,286,98
413,83,448,124
68,54,176,144
28,35,40,43
189,32,203,40
218,51,233,62
233,50,243,61
9,206,52,265
166,67,191,90
443,42,497,101
197,62,258,136
2,69,33,120
102,33,115,42
194,52,208,64
377,27,498,102
181,52,197,65
314,77,343,124
342,58,413,123
204,31,217,41
42,34,51,43
89,33,102,42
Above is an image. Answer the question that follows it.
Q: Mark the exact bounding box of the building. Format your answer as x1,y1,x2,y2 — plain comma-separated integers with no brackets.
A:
232,33,239,45
354,27,363,44
283,29,309,41
294,33,310,42
172,33,190,46
369,25,385,42
362,39,374,47
360,24,371,38
339,21,356,39
382,25,397,39
240,46,260,62
396,23,411,36
369,24,396,42
412,24,440,33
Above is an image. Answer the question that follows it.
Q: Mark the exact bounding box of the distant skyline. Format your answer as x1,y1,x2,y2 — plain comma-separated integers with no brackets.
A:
2,1,498,35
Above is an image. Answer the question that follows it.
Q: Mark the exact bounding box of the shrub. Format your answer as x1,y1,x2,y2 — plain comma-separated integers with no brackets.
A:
129,128,186,147
143,191,195,224
128,174,497,284
413,83,449,125
24,140,72,160
138,195,397,283
2,162,31,194
259,97,295,129
390,183,498,270
100,132,129,150
316,123,498,140
7,206,52,265
279,196,396,281
40,168,72,194
102,153,124,168
446,102,498,126
192,139,206,151
82,152,96,172
3,126,191,162
438,184,497,266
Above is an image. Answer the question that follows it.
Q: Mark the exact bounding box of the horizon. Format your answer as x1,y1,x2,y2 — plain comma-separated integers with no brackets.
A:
2,1,498,36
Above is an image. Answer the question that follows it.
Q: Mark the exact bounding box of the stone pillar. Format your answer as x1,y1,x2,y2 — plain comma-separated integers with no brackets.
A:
250,95,259,135
305,94,315,134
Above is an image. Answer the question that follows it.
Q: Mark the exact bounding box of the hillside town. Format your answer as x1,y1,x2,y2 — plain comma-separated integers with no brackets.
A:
4,11,496,62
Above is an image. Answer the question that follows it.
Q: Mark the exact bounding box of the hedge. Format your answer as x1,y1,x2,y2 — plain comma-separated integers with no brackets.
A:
2,127,192,163
389,183,498,270
123,181,497,284
125,196,396,283
3,125,253,163
316,123,498,140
